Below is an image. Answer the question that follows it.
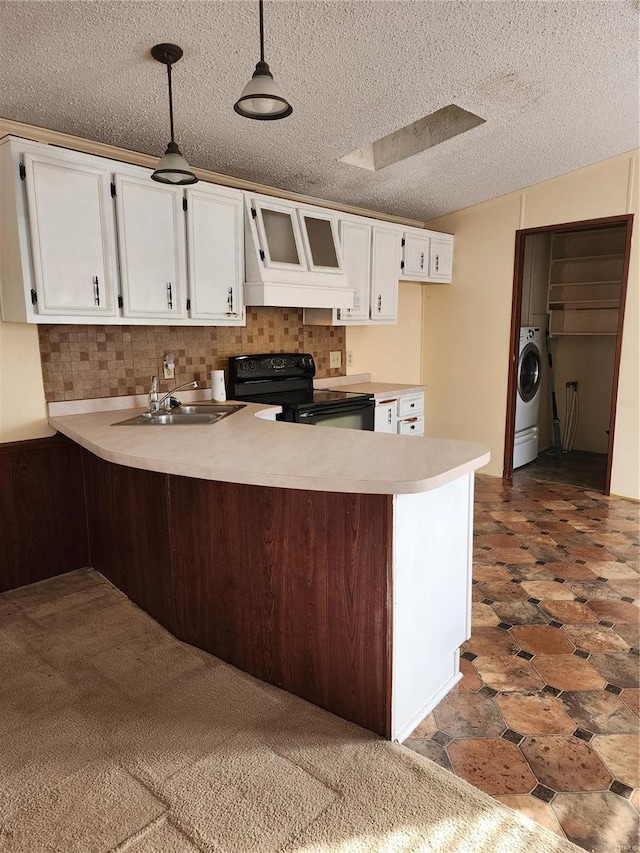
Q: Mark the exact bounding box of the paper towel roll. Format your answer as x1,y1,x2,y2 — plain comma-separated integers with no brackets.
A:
211,370,226,402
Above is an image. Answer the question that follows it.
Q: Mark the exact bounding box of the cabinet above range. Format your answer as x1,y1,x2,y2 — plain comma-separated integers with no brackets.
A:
243,192,353,309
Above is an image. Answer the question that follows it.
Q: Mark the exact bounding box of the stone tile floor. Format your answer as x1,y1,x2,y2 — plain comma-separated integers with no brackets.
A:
406,473,640,853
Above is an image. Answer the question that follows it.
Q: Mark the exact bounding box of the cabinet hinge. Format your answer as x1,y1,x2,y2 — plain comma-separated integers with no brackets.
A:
117,295,123,309
401,237,405,247
186,298,191,311
251,208,257,219
182,198,188,212
30,288,37,305
19,163,26,181
259,249,266,262
110,182,116,198
400,260,405,270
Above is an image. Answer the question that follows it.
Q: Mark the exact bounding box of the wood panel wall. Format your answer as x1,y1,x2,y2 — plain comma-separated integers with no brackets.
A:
82,451,393,737
0,435,89,592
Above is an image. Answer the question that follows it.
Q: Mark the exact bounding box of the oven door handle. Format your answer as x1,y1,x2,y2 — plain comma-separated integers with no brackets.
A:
298,401,373,419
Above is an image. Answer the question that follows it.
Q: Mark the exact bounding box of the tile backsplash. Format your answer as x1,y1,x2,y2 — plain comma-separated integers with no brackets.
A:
38,308,345,402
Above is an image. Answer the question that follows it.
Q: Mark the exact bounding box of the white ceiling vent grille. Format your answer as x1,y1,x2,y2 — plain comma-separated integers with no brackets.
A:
339,105,486,172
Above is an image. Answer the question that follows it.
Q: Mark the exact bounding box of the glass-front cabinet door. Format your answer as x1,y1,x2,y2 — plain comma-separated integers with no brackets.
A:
251,198,306,271
297,208,343,273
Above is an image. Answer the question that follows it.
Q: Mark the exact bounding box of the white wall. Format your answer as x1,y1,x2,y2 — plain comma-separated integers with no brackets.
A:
422,150,639,500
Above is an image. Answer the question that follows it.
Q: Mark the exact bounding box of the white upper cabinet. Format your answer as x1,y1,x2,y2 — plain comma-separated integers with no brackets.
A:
304,216,403,327
429,234,453,281
251,197,306,272
400,228,454,283
1,138,120,323
115,173,186,319
401,232,430,280
298,207,343,274
336,219,371,322
244,192,352,309
185,184,244,324
371,225,401,321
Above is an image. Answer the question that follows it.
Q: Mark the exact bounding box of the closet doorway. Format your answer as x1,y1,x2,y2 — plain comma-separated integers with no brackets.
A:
503,215,634,495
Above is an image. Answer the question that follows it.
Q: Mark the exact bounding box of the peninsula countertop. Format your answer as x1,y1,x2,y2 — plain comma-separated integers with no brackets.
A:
50,402,489,495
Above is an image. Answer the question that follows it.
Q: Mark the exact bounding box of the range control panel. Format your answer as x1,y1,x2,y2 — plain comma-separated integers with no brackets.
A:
229,353,316,385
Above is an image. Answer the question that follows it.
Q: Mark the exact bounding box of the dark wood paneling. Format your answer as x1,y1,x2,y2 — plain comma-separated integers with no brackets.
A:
82,451,177,633
80,452,393,736
167,477,393,737
0,434,88,592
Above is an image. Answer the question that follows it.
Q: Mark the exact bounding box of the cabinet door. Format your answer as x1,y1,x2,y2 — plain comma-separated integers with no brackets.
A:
428,236,453,281
402,233,430,280
337,220,370,322
115,174,186,319
186,185,244,323
371,226,400,321
251,198,306,272
22,153,117,317
374,400,397,433
298,208,343,274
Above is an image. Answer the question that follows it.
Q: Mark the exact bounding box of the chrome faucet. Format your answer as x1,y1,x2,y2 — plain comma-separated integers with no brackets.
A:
148,376,198,414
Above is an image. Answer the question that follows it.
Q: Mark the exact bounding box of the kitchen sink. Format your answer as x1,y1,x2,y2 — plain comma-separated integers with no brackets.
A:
113,404,245,426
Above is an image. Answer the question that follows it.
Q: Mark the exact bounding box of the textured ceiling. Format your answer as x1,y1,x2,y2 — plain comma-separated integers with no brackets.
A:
1,1,638,221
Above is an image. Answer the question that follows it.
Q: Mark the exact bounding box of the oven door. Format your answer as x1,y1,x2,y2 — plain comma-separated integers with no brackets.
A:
291,400,375,430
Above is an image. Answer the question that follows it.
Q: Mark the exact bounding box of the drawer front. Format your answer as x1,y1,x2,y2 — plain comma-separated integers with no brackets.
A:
398,416,424,436
397,393,424,418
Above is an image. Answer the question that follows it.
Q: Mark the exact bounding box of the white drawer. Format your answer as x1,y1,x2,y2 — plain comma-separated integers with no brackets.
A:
398,416,424,436
397,393,424,418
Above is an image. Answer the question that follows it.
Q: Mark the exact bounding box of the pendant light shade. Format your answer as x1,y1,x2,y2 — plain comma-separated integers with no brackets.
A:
150,43,198,185
234,1,292,120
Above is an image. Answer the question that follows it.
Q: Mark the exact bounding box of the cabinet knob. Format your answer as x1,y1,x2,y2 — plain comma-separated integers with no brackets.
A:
167,282,173,309
93,275,100,306
377,294,382,312
435,254,439,272
420,252,424,270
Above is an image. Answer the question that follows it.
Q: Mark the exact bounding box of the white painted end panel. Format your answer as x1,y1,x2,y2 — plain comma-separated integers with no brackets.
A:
391,474,474,741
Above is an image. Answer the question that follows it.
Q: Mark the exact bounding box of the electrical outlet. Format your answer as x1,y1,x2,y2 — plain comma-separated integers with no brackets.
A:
329,350,342,369
163,353,175,380
346,351,353,367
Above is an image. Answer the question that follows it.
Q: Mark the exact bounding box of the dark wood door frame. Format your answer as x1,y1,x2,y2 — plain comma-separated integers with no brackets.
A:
503,213,634,495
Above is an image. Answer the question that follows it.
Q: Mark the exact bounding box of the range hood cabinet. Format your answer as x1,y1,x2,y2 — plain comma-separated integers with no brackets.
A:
243,193,354,309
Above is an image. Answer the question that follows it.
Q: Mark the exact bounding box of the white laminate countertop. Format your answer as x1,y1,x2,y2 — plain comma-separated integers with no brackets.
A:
49,402,489,496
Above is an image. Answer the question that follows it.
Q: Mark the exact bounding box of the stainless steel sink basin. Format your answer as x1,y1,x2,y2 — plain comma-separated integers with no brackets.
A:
113,404,245,426
174,404,244,416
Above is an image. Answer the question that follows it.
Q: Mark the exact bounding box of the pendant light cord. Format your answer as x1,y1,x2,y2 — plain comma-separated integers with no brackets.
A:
259,0,265,63
166,59,175,144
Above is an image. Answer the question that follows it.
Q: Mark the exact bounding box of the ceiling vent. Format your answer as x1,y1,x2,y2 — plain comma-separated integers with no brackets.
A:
339,104,486,172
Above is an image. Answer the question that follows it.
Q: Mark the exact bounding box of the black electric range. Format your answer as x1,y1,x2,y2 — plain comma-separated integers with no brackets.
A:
228,353,374,430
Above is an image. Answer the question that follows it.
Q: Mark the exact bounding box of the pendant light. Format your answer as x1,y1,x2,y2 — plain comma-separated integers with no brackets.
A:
150,43,198,185
234,0,292,120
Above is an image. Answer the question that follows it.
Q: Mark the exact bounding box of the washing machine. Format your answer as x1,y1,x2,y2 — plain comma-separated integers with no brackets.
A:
513,326,543,468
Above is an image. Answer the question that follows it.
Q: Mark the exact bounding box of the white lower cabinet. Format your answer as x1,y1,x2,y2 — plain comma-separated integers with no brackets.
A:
374,399,398,433
374,390,425,437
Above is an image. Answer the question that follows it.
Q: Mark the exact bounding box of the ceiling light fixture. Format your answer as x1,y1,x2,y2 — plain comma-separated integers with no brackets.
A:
234,0,292,121
150,43,198,185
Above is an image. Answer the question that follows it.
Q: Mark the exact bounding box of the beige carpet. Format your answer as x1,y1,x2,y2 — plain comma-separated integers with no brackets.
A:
0,569,581,853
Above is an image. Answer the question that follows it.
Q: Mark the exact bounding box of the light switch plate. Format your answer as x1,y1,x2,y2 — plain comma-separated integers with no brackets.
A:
329,351,342,369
